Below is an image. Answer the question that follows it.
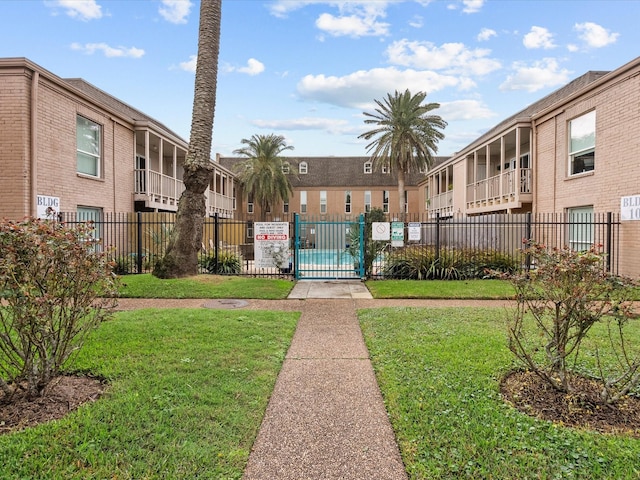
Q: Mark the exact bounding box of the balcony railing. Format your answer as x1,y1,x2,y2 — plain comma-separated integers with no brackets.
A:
134,169,234,217
467,168,531,203
428,190,453,217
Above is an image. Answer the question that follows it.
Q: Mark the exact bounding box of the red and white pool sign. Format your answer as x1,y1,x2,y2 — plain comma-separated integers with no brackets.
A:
254,222,290,269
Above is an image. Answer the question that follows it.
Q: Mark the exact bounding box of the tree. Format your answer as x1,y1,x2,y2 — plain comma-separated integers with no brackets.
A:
154,0,222,279
233,133,294,221
359,89,446,214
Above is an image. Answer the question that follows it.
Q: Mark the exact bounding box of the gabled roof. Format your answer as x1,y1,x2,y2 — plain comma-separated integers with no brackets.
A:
218,156,451,188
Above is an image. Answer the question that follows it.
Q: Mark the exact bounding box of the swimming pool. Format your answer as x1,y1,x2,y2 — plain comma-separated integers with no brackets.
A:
296,248,357,266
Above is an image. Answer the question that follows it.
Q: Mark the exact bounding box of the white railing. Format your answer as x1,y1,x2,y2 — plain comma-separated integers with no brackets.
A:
135,168,234,216
467,168,532,205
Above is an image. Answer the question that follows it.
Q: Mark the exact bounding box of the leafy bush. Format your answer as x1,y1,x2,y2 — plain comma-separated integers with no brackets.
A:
0,218,119,399
382,246,518,280
502,242,639,404
112,254,136,275
199,250,242,274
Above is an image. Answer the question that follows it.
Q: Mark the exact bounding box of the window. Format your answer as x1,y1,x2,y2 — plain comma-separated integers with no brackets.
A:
247,221,254,239
404,191,408,214
299,161,308,174
77,206,102,249
300,191,307,213
568,206,594,251
77,115,101,177
320,190,327,214
345,190,351,213
282,163,290,174
283,201,289,214
364,161,372,174
247,192,254,214
383,190,389,213
364,191,371,213
381,163,390,174
569,111,595,175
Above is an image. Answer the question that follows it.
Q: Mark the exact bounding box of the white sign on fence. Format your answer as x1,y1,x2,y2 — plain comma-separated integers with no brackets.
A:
254,222,290,269
372,222,390,240
391,221,404,247
621,195,640,221
408,222,421,241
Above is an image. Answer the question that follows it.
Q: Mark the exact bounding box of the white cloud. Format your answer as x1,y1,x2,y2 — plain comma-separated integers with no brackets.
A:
438,99,495,121
251,117,355,135
179,54,197,73
70,42,144,58
316,12,389,37
223,58,266,76
297,67,461,109
159,0,193,24
237,58,266,76
462,0,485,13
386,39,501,76
409,15,424,28
48,0,102,21
574,22,619,48
523,26,556,49
499,58,571,92
477,28,496,41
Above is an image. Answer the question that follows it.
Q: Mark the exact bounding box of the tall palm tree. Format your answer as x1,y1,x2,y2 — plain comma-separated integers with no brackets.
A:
233,134,294,221
358,89,447,215
153,0,221,279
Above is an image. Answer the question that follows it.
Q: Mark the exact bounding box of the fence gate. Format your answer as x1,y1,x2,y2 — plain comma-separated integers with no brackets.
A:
293,214,365,280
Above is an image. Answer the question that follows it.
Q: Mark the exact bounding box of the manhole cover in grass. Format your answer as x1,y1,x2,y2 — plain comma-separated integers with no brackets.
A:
202,299,249,309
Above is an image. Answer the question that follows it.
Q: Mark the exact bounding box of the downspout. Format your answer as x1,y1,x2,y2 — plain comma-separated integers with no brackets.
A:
530,124,537,214
113,120,117,212
30,70,39,217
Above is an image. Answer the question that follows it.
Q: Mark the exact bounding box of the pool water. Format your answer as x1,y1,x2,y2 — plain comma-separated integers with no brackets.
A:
296,249,357,266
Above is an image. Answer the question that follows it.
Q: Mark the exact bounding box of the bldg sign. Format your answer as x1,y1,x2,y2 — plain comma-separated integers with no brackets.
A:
36,195,60,219
254,222,290,269
621,195,640,221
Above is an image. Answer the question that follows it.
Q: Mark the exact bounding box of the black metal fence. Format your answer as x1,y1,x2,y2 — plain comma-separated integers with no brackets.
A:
60,211,620,279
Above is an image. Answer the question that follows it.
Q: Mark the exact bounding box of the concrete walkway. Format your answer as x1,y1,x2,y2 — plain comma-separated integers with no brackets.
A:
242,281,407,479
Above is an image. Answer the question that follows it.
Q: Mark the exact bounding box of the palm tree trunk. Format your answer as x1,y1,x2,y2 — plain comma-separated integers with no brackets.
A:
397,168,406,220
153,0,221,279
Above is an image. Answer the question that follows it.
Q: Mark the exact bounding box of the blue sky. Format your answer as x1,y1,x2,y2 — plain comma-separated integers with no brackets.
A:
2,0,638,157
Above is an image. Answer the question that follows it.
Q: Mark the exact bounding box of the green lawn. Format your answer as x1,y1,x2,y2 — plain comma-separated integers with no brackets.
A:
366,279,515,299
0,308,299,479
359,306,640,479
118,273,294,299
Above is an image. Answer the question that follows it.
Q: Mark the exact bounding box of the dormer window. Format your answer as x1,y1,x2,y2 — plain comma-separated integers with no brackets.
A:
364,161,372,174
282,163,290,174
299,161,308,174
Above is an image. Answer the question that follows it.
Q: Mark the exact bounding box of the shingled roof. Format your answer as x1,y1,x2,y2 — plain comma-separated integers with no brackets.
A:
218,156,451,188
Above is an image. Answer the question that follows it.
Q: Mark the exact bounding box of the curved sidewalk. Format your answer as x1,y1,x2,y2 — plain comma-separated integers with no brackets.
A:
243,282,407,480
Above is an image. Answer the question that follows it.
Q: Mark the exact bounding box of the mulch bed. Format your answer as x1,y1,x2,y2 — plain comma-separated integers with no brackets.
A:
501,370,640,437
0,375,106,435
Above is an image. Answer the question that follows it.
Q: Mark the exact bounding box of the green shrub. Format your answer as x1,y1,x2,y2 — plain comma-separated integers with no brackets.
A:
0,218,119,399
199,250,242,274
383,246,519,280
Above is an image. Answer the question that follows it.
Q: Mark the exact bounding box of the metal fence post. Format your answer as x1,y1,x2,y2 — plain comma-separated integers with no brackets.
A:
525,211,532,272
435,213,441,263
214,213,219,273
606,211,612,272
136,211,143,273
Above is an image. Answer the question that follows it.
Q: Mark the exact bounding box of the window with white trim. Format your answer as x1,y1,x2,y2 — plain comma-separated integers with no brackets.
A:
364,161,372,174
345,190,351,213
320,190,327,214
77,206,102,249
568,206,594,251
247,192,254,214
300,191,307,213
299,162,308,174
283,201,289,214
569,111,595,175
282,163,290,174
383,190,389,213
77,115,101,177
364,191,371,213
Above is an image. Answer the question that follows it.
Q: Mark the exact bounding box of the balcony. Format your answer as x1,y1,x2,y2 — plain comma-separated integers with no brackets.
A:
428,190,453,217
134,169,235,217
466,168,532,213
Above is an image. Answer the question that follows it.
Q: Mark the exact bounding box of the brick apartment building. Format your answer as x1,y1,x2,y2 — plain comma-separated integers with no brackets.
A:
0,57,235,222
218,155,448,220
421,55,640,278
